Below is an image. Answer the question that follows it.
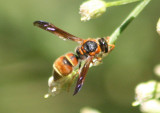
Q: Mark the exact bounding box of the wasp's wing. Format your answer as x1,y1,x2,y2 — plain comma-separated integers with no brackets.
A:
34,20,83,43
73,56,93,95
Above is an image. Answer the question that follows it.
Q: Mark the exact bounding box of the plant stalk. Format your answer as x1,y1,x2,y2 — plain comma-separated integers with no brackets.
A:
106,0,140,7
109,0,151,44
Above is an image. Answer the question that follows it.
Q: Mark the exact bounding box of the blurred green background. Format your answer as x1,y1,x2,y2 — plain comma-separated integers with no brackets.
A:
0,0,160,113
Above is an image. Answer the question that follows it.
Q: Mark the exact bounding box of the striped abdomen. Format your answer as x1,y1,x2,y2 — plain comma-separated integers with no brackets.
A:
53,53,78,81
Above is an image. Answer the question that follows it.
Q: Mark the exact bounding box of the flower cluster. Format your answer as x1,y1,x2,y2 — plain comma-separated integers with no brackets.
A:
79,0,106,21
132,80,160,112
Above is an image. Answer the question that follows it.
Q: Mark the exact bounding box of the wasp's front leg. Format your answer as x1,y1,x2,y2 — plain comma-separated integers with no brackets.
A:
106,36,115,52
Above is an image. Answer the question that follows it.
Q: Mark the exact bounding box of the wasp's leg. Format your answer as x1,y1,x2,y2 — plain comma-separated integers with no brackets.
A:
91,57,103,66
106,36,115,52
67,72,78,92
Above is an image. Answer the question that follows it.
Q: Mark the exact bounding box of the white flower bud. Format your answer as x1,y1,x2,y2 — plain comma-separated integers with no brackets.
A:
140,99,160,113
80,0,106,21
157,18,160,35
154,64,160,77
132,80,160,106
48,76,54,87
80,107,101,113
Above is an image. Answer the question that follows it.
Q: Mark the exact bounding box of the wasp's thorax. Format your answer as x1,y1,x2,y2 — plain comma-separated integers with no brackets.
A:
76,38,108,59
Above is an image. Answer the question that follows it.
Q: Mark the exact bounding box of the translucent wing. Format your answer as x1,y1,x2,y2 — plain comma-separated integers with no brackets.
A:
73,56,93,95
34,20,83,43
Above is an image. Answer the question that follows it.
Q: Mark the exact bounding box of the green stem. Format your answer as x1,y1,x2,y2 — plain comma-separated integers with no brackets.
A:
109,0,151,44
106,0,140,7
152,81,158,99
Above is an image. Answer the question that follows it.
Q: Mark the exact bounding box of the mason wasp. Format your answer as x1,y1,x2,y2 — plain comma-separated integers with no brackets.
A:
34,20,115,95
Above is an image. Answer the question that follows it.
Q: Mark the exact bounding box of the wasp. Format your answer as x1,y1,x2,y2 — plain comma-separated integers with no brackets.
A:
34,20,115,95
